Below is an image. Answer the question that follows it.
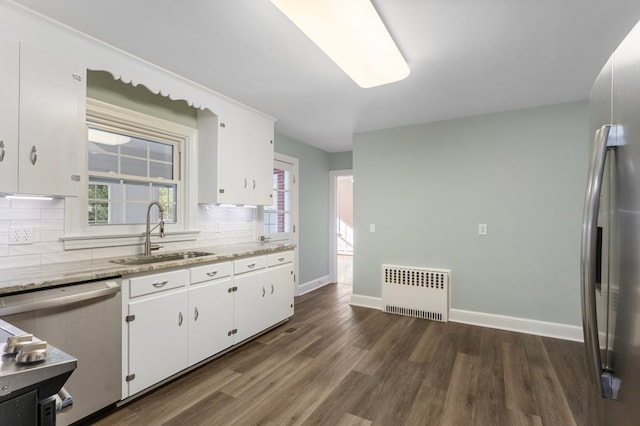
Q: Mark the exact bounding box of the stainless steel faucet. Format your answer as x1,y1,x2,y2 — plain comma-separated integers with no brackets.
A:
144,201,165,256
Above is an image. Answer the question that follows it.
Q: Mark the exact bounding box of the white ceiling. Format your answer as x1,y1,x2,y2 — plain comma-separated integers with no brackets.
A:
10,0,640,152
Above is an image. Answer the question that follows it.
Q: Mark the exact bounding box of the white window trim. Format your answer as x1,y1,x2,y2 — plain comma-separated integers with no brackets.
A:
63,98,200,250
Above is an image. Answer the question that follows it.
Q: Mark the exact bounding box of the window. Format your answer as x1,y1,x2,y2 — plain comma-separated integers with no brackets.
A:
83,98,191,232
263,158,295,242
87,127,179,225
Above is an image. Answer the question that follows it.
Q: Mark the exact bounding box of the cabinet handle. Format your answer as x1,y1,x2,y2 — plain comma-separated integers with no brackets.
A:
262,286,266,297
0,140,5,162
30,145,38,165
206,271,218,277
152,280,168,288
247,263,256,269
253,179,256,189
278,257,285,262
244,178,247,189
178,312,183,326
194,307,199,322
271,284,274,294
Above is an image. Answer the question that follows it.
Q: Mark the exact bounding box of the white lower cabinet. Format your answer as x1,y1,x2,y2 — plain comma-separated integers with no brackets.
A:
127,287,189,396
188,275,234,365
125,269,189,396
123,251,294,398
234,266,271,342
268,263,295,326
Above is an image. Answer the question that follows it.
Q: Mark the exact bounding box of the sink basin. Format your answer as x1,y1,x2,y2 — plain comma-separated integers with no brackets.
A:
110,251,214,265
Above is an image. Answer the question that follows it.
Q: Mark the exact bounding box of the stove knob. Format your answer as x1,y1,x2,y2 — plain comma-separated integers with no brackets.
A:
4,334,33,354
16,341,47,364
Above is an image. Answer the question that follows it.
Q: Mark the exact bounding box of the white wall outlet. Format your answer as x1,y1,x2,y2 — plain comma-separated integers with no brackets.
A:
369,223,376,233
478,223,488,235
9,227,34,245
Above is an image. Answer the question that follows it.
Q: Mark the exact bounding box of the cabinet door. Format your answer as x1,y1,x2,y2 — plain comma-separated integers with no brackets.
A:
269,264,295,326
0,39,19,193
19,43,85,196
188,278,234,365
217,106,274,205
244,114,274,206
234,270,270,342
128,290,188,395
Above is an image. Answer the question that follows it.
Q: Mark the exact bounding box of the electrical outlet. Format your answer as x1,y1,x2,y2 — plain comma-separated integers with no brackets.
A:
9,227,33,245
478,224,488,235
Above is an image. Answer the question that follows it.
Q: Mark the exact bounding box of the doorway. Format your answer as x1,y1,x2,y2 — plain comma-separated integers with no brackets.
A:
263,153,299,293
330,170,353,286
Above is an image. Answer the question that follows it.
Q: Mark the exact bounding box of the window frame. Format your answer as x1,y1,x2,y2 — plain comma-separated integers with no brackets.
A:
62,98,199,250
87,125,181,226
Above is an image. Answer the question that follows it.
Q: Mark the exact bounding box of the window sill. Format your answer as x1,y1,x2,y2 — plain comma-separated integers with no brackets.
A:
62,230,200,251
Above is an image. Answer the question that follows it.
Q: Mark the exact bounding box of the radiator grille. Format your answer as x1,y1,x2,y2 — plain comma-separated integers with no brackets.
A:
382,264,450,322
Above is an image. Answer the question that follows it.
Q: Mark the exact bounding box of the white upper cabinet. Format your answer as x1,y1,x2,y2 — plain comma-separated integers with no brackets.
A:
0,40,85,197
198,105,274,206
0,40,20,193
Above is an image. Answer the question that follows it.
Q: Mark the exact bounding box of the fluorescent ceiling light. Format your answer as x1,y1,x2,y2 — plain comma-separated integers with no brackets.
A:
88,128,131,146
271,0,410,88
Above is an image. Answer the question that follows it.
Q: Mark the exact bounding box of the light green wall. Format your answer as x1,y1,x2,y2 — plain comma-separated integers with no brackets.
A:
329,151,353,170
275,132,331,284
353,101,589,326
87,70,197,128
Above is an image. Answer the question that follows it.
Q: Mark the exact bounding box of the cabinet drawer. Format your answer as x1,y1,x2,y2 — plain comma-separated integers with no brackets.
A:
129,269,189,298
268,250,294,267
233,256,267,275
191,261,232,285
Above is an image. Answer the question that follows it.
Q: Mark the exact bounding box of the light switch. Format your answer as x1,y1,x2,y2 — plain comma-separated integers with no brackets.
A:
369,224,376,233
478,224,488,235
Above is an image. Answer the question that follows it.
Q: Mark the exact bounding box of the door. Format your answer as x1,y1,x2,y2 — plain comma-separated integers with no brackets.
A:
128,290,189,395
19,43,84,196
583,20,640,426
605,22,640,425
234,270,270,342
330,170,353,286
188,278,234,364
263,156,296,243
337,175,353,285
0,39,19,193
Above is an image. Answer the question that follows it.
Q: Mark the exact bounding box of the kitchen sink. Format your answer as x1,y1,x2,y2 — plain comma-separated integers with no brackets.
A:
110,251,214,265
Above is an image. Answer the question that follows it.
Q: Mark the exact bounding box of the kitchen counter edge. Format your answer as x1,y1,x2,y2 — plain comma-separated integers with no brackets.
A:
0,243,296,296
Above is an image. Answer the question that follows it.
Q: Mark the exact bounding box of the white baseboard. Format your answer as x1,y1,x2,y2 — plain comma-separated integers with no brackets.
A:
449,309,583,342
347,294,583,342
298,275,332,296
349,293,382,310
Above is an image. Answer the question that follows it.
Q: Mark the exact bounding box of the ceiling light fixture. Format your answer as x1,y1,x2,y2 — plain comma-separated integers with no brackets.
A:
88,128,132,146
271,0,410,88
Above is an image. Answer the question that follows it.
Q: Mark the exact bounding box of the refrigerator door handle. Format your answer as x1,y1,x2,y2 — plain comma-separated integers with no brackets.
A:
581,124,621,399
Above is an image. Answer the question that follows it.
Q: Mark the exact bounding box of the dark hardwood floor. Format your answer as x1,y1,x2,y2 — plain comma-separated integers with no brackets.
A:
95,283,587,425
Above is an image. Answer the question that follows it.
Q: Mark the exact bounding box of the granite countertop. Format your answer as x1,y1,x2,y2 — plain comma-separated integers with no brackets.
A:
0,242,295,296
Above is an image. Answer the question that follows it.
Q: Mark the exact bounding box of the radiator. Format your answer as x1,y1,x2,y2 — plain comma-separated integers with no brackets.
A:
382,264,450,322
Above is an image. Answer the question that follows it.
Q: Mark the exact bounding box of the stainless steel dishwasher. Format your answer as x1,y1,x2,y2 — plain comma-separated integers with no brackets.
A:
0,278,122,426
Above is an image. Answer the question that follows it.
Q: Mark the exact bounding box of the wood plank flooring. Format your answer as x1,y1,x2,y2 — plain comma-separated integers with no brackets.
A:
94,283,586,426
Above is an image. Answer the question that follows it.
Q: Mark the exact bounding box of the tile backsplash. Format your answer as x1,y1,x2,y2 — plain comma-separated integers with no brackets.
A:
0,198,257,269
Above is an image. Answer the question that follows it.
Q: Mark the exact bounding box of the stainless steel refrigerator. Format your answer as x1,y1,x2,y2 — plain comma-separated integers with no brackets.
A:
582,19,640,426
